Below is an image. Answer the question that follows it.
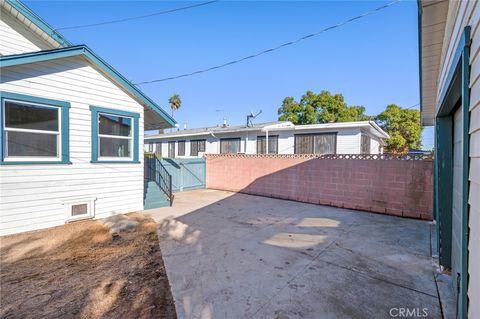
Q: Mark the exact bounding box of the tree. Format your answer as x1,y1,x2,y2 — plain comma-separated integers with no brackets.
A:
278,90,370,125
169,93,182,117
376,104,422,154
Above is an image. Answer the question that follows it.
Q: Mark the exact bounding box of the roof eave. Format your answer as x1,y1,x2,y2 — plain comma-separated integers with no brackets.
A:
368,121,390,139
418,0,449,126
4,0,72,47
0,45,176,129
146,121,391,140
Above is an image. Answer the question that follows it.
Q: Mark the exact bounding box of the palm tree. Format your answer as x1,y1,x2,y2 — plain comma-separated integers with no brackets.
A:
169,93,182,117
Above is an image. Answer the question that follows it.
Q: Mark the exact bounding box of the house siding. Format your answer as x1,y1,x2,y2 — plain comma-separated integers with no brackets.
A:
435,2,480,317
145,128,377,157
370,137,381,154
0,56,145,236
337,128,361,154
0,7,54,55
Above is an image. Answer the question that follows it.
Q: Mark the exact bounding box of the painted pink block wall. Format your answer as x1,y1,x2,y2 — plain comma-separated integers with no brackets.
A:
206,154,433,220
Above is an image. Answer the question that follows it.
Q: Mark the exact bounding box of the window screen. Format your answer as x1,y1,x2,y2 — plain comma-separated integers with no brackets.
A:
168,141,175,158
361,135,371,154
98,113,132,158
155,142,162,157
191,139,206,156
257,135,278,154
71,203,88,216
295,133,336,155
294,135,314,154
220,138,240,154
314,134,336,155
178,140,185,156
3,100,60,158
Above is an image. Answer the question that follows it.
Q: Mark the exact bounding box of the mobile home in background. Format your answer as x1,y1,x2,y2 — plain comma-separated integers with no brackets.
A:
145,120,389,158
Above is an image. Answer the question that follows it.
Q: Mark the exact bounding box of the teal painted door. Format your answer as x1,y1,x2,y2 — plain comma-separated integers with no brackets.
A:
159,158,206,192
452,107,466,298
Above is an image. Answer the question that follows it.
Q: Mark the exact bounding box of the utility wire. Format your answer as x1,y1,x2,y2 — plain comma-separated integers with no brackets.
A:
135,0,401,85
55,0,219,31
405,103,420,109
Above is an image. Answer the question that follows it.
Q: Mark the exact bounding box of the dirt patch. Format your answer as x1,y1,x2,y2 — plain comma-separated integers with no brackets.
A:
0,214,176,319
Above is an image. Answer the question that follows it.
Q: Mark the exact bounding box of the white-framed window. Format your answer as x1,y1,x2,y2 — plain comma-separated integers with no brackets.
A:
1,94,69,163
64,197,96,222
146,143,154,153
98,112,133,160
294,133,337,155
168,141,175,158
190,139,206,156
178,140,186,156
155,142,162,157
220,138,241,154
361,134,371,154
90,106,139,163
257,135,278,154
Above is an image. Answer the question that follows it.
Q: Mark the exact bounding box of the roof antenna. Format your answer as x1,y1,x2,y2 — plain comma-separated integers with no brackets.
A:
247,110,262,127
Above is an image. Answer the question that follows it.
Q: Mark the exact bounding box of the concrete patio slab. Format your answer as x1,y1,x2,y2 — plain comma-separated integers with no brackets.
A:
146,189,445,319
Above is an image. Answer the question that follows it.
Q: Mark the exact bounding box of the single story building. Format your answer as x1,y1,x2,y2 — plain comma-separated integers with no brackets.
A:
0,0,175,235
419,1,479,318
145,120,389,158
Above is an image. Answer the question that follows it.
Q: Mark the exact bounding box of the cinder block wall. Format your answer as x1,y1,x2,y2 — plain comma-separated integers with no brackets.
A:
206,154,433,220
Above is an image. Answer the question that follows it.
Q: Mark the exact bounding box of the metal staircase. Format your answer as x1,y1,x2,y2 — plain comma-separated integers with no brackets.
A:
144,154,173,209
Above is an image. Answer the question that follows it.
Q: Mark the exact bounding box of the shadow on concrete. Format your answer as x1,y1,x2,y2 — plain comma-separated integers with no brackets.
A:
149,187,443,319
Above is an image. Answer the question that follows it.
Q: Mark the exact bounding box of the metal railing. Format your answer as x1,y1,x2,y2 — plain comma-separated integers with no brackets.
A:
145,153,173,206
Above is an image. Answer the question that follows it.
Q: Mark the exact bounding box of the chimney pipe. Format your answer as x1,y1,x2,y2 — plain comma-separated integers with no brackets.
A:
184,123,187,130
222,117,228,128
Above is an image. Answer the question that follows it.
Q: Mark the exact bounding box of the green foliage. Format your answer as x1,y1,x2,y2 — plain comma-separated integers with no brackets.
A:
277,91,422,155
169,93,182,114
376,104,422,154
278,90,370,125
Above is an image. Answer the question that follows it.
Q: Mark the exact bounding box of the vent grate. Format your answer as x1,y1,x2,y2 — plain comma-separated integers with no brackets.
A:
71,203,88,216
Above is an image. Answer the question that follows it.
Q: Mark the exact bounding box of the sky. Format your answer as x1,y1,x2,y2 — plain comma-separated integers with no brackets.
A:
26,0,434,149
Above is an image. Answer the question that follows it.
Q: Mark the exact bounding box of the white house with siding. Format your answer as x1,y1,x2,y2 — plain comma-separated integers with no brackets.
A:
0,0,175,235
419,1,479,318
145,120,389,157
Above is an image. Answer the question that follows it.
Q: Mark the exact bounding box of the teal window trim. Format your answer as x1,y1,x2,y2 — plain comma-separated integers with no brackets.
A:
434,26,471,319
90,105,140,164
0,91,70,165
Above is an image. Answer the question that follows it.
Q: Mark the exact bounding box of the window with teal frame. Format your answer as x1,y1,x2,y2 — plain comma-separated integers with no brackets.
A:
90,106,139,163
0,91,70,165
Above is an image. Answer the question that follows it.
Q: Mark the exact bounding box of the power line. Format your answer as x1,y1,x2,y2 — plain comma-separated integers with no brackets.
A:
55,0,219,31
135,0,401,85
405,103,420,109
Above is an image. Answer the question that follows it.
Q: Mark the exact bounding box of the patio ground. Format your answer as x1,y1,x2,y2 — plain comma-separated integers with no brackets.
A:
146,189,450,319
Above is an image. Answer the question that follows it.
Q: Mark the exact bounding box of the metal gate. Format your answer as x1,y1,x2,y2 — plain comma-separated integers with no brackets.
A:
158,158,206,192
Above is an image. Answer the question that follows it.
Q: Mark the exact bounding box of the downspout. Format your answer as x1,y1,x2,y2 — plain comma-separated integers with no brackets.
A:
209,132,219,153
266,129,269,154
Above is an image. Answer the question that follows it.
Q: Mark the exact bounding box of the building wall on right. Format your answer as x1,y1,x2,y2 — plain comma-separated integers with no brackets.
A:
438,2,479,318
